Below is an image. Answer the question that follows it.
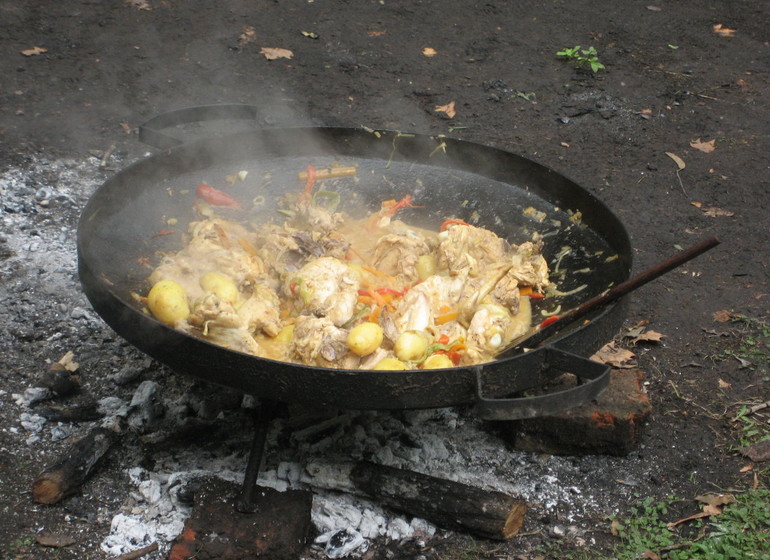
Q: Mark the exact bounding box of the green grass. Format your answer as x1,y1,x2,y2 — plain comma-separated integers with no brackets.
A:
720,314,770,369
607,490,770,560
555,45,605,72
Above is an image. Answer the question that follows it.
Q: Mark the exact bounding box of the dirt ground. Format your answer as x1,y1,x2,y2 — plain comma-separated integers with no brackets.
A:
1,1,769,559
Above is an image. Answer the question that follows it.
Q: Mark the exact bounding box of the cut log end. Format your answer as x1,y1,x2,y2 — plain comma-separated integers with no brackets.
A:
32,473,65,505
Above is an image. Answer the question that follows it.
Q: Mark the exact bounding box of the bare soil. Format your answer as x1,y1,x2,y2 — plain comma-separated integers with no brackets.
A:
1,1,768,559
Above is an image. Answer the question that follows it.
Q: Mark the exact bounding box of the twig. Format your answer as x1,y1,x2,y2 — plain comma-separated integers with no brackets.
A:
108,542,158,560
99,143,116,169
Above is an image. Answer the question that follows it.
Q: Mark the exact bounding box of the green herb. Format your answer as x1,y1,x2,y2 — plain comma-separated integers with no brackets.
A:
556,45,605,73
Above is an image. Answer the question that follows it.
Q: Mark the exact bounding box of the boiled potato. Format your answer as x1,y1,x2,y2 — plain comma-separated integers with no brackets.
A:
394,330,430,362
273,324,295,343
421,353,454,369
147,280,190,325
372,358,409,370
415,254,437,281
347,322,384,356
200,272,239,303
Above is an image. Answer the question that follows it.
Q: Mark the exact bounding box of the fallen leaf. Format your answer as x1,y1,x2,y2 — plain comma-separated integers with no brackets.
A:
422,47,437,57
667,503,724,528
630,330,664,345
260,47,293,60
646,5,662,11
690,138,716,153
21,46,48,56
740,463,754,473
56,351,79,372
560,141,570,148
690,201,703,209
36,533,76,547
740,439,770,462
590,341,636,367
435,101,457,119
368,30,386,37
301,30,319,40
238,25,257,46
702,206,735,217
713,24,736,37
610,519,621,536
713,309,738,322
641,552,660,560
695,493,735,507
665,152,686,170
718,378,731,389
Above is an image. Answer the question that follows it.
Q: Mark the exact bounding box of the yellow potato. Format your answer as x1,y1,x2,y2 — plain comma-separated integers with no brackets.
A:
147,280,190,325
372,358,409,370
394,331,430,362
347,322,384,356
415,254,437,281
274,324,295,343
421,353,454,369
200,272,239,303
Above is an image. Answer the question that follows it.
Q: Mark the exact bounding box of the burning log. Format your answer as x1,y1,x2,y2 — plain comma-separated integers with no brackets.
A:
32,427,117,505
305,460,529,540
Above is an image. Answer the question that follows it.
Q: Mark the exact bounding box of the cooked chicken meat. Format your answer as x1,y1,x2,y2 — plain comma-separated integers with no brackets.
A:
286,256,360,326
291,315,353,368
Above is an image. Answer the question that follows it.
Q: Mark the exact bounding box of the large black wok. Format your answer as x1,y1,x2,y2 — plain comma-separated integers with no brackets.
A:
77,114,632,420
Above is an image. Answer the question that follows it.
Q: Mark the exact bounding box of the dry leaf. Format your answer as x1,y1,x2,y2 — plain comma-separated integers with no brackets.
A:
435,101,457,119
301,30,319,40
690,201,703,209
702,206,735,217
590,341,636,367
238,26,257,46
718,378,731,389
560,142,570,148
741,439,770,462
696,493,735,507
56,351,79,372
690,138,716,153
630,330,664,345
713,24,736,37
36,533,76,548
610,519,621,536
665,152,686,170
713,309,739,322
667,503,724,528
260,47,293,60
641,552,660,560
740,464,754,473
21,46,48,56
422,47,437,57
368,30,386,37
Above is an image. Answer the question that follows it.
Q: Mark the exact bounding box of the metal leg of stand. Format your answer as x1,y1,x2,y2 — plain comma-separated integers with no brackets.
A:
235,400,277,513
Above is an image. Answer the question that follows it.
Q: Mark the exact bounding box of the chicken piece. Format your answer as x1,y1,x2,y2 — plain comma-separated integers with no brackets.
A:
185,293,265,357
286,257,360,326
237,282,282,337
252,224,351,288
388,274,467,335
286,198,346,234
466,297,532,358
437,223,510,277
291,315,353,367
373,230,434,283
149,218,266,299
500,241,551,292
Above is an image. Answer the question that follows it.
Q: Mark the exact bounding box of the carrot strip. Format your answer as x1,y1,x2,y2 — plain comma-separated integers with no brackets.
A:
435,311,459,325
237,237,258,256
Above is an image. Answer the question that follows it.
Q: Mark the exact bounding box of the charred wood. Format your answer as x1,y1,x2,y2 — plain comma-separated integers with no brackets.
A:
31,427,117,505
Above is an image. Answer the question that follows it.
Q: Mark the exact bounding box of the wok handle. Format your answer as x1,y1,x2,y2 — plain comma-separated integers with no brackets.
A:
138,104,261,149
474,346,611,421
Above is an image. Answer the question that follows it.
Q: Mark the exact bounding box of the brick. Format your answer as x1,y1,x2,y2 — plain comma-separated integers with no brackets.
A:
167,477,313,560
499,368,652,456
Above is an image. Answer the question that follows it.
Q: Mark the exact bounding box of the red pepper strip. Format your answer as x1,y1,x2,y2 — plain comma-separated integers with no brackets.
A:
440,219,471,232
539,316,559,329
437,334,450,345
196,184,242,209
302,165,317,201
375,287,404,297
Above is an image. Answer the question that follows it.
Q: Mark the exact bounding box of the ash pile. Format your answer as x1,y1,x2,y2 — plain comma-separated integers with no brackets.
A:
1,155,650,559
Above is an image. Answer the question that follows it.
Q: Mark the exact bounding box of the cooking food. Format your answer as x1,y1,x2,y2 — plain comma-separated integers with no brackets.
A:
142,165,553,369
